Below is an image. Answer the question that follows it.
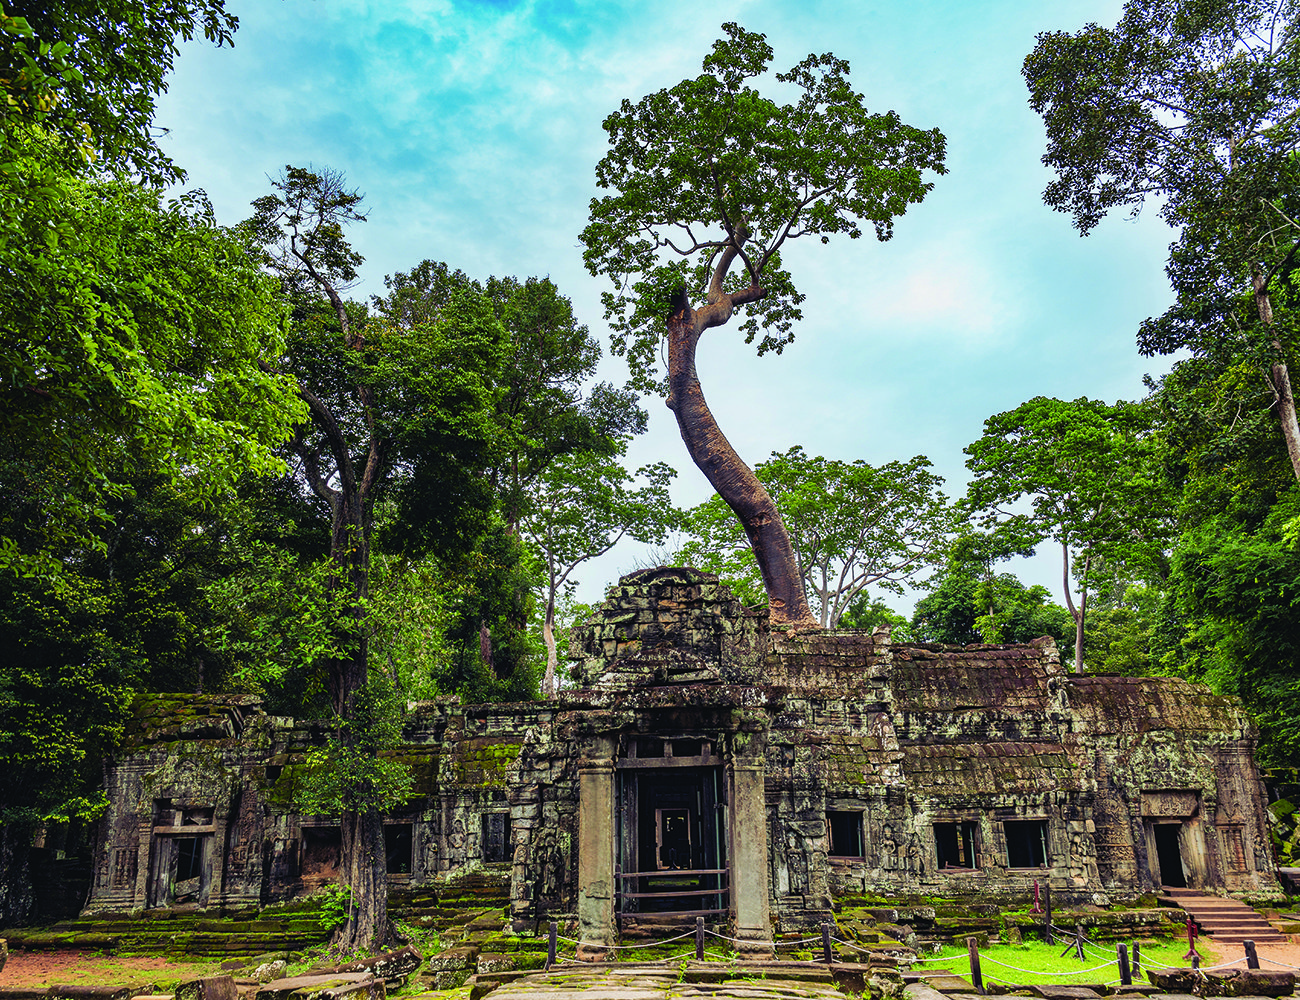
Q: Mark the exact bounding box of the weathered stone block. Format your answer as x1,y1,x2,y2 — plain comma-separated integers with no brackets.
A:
1147,969,1296,997
174,976,238,1000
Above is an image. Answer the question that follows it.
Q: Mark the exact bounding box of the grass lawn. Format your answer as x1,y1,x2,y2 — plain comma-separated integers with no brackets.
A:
923,937,1197,986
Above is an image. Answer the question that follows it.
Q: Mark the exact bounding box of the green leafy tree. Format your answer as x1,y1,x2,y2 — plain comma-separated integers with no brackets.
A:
0,139,304,581
1024,0,1300,479
1,1,238,184
247,167,503,953
681,447,955,628
964,397,1168,673
521,447,680,697
581,23,946,628
837,594,915,640
910,565,1075,657
374,261,644,678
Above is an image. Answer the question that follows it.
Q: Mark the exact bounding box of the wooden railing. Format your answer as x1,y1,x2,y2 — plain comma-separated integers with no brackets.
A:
615,866,730,916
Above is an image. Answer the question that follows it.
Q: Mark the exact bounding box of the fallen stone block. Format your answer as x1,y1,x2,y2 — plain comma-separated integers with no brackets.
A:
1146,969,1296,997
254,973,373,1000
423,969,470,991
47,989,136,1000
175,977,238,1000
253,960,288,983
1026,987,1104,999
332,945,421,983
424,945,478,971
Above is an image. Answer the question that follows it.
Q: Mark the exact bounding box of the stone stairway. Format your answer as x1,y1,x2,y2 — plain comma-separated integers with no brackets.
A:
1164,888,1289,944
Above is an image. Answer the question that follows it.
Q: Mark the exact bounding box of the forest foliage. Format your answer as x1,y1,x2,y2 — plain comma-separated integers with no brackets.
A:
3,0,1300,901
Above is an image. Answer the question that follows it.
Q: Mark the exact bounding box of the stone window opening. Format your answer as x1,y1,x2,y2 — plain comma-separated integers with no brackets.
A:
300,826,342,887
632,738,711,760
935,821,978,870
827,811,864,859
1004,819,1049,868
385,823,413,874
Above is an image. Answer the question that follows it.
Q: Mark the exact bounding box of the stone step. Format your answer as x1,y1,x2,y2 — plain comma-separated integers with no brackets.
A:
1206,931,1289,941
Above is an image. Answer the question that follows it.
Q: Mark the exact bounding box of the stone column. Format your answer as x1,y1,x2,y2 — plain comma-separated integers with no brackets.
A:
576,737,616,960
730,758,773,958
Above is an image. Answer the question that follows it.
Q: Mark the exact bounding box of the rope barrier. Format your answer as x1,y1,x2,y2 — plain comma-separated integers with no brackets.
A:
556,929,697,950
977,954,1118,977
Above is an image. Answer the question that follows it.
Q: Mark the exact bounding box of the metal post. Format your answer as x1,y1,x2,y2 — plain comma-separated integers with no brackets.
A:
1245,940,1260,970
1118,942,1131,986
696,916,705,961
968,936,984,995
547,921,557,970
1132,941,1141,979
1183,916,1200,965
822,922,834,964
1044,884,1054,945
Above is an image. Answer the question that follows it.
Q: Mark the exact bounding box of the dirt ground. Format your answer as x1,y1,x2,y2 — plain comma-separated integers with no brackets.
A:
0,950,225,989
1201,936,1300,973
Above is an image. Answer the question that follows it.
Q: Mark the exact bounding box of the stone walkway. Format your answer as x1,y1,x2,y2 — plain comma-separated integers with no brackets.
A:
442,961,861,1000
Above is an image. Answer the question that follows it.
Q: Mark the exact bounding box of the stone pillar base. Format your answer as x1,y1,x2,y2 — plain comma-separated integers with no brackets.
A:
575,943,611,962
733,927,774,960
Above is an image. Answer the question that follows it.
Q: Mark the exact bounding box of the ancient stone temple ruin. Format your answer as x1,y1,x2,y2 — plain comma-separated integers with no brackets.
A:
86,568,1280,949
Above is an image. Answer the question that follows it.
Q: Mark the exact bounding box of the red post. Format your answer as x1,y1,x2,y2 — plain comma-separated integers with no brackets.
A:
1031,880,1042,914
1183,916,1200,965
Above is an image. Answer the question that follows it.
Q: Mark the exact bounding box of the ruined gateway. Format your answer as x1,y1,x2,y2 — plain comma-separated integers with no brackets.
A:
87,568,1280,951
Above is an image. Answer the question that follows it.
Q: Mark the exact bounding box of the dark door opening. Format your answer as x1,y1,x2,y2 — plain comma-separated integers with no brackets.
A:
1153,823,1187,888
619,766,726,916
385,824,413,874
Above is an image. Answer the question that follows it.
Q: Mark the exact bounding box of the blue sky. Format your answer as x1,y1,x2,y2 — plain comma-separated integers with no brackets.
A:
157,0,1176,609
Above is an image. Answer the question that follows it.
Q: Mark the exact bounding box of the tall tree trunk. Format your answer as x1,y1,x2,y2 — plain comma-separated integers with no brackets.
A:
542,590,557,700
337,807,387,954
326,492,371,718
1060,543,1089,675
1254,271,1300,482
665,287,817,628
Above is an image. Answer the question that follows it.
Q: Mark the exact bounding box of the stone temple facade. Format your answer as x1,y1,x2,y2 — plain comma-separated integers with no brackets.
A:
85,568,1280,950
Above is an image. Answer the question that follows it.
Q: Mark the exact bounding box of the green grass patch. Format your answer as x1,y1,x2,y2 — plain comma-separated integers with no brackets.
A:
926,938,1195,986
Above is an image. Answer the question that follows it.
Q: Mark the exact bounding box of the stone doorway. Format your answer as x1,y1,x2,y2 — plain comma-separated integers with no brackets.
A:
147,802,214,907
1152,822,1188,888
617,764,727,918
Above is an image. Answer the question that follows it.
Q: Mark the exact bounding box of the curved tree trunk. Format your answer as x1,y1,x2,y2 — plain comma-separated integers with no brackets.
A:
665,287,817,628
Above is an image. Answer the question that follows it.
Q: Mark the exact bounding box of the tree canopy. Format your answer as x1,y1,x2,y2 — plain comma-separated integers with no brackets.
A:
964,397,1168,673
0,139,304,581
1,1,239,184
581,23,946,626
681,447,955,628
1025,0,1300,478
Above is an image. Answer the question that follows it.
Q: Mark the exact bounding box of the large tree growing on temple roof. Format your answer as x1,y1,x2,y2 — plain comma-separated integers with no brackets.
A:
580,22,947,629
1024,0,1300,480
679,447,957,628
